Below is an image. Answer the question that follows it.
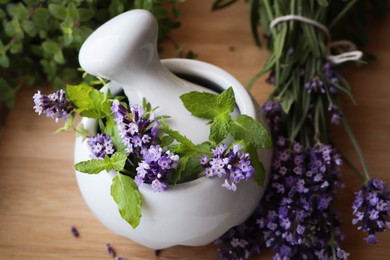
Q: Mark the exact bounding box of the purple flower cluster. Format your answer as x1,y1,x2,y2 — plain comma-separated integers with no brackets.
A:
217,138,348,259
111,100,158,155
135,145,179,192
87,133,115,159
216,208,263,259
200,144,255,191
263,100,282,134
256,139,347,259
352,178,390,244
305,63,339,94
33,89,74,122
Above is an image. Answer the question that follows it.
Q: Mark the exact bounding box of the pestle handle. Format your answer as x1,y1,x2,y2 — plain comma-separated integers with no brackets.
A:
79,9,159,82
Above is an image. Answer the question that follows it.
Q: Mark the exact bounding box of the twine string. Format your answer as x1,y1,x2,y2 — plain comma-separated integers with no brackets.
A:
269,15,363,64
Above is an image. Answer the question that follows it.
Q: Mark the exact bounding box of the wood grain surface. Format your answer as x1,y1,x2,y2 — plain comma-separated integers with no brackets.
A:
0,1,389,259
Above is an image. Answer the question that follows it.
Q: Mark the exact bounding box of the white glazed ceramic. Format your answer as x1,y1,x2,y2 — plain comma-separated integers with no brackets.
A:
74,9,272,250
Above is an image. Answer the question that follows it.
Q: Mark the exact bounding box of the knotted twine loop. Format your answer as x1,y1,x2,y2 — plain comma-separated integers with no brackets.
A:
269,14,363,64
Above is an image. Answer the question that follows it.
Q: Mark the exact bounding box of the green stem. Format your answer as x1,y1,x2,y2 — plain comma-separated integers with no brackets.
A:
329,0,359,29
341,115,371,181
340,153,366,182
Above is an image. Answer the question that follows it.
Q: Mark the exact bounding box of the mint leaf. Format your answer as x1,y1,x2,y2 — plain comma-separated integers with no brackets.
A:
161,120,197,151
66,84,111,119
110,152,128,171
216,87,235,113
111,173,142,229
103,117,127,152
230,115,271,149
74,159,107,174
210,112,232,143
172,155,189,184
247,145,265,186
180,87,236,120
180,91,218,119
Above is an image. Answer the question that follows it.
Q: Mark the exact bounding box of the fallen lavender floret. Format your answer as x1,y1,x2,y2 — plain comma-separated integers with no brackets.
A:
106,243,116,257
70,226,79,238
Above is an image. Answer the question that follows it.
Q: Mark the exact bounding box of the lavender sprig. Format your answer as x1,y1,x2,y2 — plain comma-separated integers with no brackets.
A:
352,178,390,244
87,133,115,159
135,145,179,192
200,143,255,191
33,89,74,123
111,100,159,155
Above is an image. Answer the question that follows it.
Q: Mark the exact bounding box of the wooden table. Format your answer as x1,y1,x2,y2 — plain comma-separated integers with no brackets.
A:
1,1,389,259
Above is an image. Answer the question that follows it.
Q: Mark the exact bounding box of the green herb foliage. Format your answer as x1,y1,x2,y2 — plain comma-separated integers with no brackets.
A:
179,87,271,185
0,0,186,108
68,83,271,227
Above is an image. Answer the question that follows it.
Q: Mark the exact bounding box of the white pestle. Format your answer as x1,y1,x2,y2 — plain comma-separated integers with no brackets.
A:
79,10,216,144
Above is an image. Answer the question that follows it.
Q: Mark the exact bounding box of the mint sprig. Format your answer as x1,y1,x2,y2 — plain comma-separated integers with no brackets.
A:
180,87,271,185
66,83,112,119
111,173,142,229
74,151,128,174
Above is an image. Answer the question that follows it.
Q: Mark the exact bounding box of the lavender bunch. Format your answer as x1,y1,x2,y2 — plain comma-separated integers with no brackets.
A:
33,89,74,123
214,0,389,258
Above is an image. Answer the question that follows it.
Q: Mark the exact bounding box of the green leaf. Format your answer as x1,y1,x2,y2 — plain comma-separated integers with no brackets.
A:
32,8,51,29
16,3,29,20
49,4,67,20
247,145,265,186
66,3,79,20
111,173,142,229
180,87,235,120
212,0,238,11
0,9,5,19
54,49,65,64
217,87,235,113
210,112,232,143
74,159,107,174
161,120,197,151
75,123,88,139
0,55,9,68
230,115,271,149
42,41,60,55
110,152,128,171
21,20,36,37
54,112,75,133
78,8,95,22
280,90,294,113
180,91,218,119
103,117,127,152
66,84,111,119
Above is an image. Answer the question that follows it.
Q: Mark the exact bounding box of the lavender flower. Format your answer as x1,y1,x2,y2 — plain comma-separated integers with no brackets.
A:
135,145,179,192
305,76,326,93
70,226,79,238
111,100,158,155
33,89,74,122
87,133,115,159
352,178,390,244
106,243,116,257
328,105,342,125
262,100,282,134
200,144,254,191
217,138,347,259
